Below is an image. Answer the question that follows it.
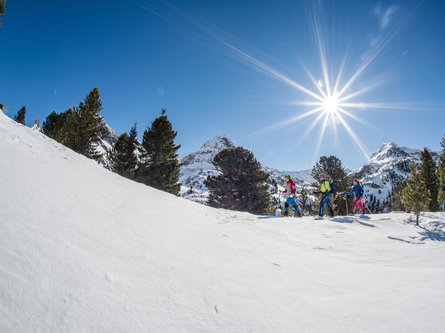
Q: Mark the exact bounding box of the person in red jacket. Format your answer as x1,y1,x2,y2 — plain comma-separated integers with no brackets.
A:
281,175,302,217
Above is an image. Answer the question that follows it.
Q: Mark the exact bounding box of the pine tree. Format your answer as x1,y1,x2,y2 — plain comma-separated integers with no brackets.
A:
136,109,181,195
419,148,439,211
42,111,64,139
107,124,139,178
392,181,407,211
76,88,106,159
205,147,270,214
311,155,349,215
401,163,430,225
14,106,26,125
299,186,310,213
56,108,79,150
42,88,106,160
0,1,6,27
437,135,445,211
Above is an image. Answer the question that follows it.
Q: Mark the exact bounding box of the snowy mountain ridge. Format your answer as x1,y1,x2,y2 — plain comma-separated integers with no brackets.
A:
350,142,439,210
68,116,438,210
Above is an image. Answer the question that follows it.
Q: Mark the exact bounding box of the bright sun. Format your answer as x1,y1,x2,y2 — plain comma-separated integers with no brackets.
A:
323,94,339,114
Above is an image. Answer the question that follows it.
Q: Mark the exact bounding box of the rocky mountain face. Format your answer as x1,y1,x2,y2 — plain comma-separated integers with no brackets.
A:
95,122,119,168
179,135,236,204
349,142,439,212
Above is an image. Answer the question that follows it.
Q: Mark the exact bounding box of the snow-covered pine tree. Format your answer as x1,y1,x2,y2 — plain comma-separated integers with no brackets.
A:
107,124,139,179
14,106,26,125
401,162,430,225
419,148,439,211
136,109,181,195
204,147,270,214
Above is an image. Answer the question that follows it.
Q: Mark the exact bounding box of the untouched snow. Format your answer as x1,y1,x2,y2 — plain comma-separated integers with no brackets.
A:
1,111,445,332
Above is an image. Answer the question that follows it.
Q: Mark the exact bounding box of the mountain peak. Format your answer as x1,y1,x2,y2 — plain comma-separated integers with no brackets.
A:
200,134,235,151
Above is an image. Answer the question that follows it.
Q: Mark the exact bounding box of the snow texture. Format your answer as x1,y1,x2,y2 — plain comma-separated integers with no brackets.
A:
2,111,445,332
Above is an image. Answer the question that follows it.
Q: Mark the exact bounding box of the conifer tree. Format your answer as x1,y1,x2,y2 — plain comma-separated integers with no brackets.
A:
419,148,439,211
0,1,6,27
205,147,270,214
42,88,106,160
401,163,430,225
42,111,64,139
392,181,407,211
107,124,139,178
76,88,106,159
14,106,26,125
299,186,311,214
136,109,181,195
437,136,445,212
311,155,349,215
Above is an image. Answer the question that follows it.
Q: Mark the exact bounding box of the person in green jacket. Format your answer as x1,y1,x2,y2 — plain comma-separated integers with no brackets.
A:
317,174,334,217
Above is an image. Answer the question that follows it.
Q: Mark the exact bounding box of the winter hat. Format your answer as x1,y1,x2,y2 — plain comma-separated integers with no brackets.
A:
285,175,291,179
353,179,359,184
319,173,325,179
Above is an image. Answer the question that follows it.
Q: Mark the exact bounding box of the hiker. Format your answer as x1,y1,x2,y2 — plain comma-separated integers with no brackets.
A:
281,175,302,217
317,174,334,218
347,179,364,215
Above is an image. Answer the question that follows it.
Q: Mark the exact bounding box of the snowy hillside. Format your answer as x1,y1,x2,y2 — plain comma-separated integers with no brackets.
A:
350,142,439,211
2,111,445,332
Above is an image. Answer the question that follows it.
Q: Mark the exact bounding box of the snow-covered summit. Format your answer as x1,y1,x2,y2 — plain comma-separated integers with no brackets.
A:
179,135,235,202
350,142,439,210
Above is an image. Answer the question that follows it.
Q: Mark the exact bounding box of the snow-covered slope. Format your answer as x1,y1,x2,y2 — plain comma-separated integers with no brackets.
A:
2,111,445,332
350,142,439,211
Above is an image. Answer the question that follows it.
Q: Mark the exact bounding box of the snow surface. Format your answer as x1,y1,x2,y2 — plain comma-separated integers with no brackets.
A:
2,111,445,332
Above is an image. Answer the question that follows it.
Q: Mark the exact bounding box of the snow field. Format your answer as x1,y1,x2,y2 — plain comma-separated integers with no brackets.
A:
1,111,445,332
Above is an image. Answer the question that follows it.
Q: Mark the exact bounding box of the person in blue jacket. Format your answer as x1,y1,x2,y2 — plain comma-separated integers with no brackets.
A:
317,174,334,218
347,179,365,215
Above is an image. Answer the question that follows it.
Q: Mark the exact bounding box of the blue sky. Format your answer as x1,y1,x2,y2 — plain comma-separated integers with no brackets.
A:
1,0,444,171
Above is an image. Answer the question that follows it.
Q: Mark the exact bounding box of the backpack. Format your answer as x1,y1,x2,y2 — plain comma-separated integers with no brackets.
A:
289,180,296,195
329,181,336,195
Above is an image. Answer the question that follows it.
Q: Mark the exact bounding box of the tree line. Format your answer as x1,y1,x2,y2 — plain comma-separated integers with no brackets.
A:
5,86,445,221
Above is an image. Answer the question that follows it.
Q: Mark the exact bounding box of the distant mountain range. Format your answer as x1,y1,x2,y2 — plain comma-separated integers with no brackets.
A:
177,135,438,212
93,121,438,212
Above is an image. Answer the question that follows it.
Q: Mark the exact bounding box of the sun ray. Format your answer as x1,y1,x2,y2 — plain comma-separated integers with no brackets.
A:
242,106,325,140
337,107,376,129
335,112,370,159
337,84,378,104
312,111,331,163
297,109,328,144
